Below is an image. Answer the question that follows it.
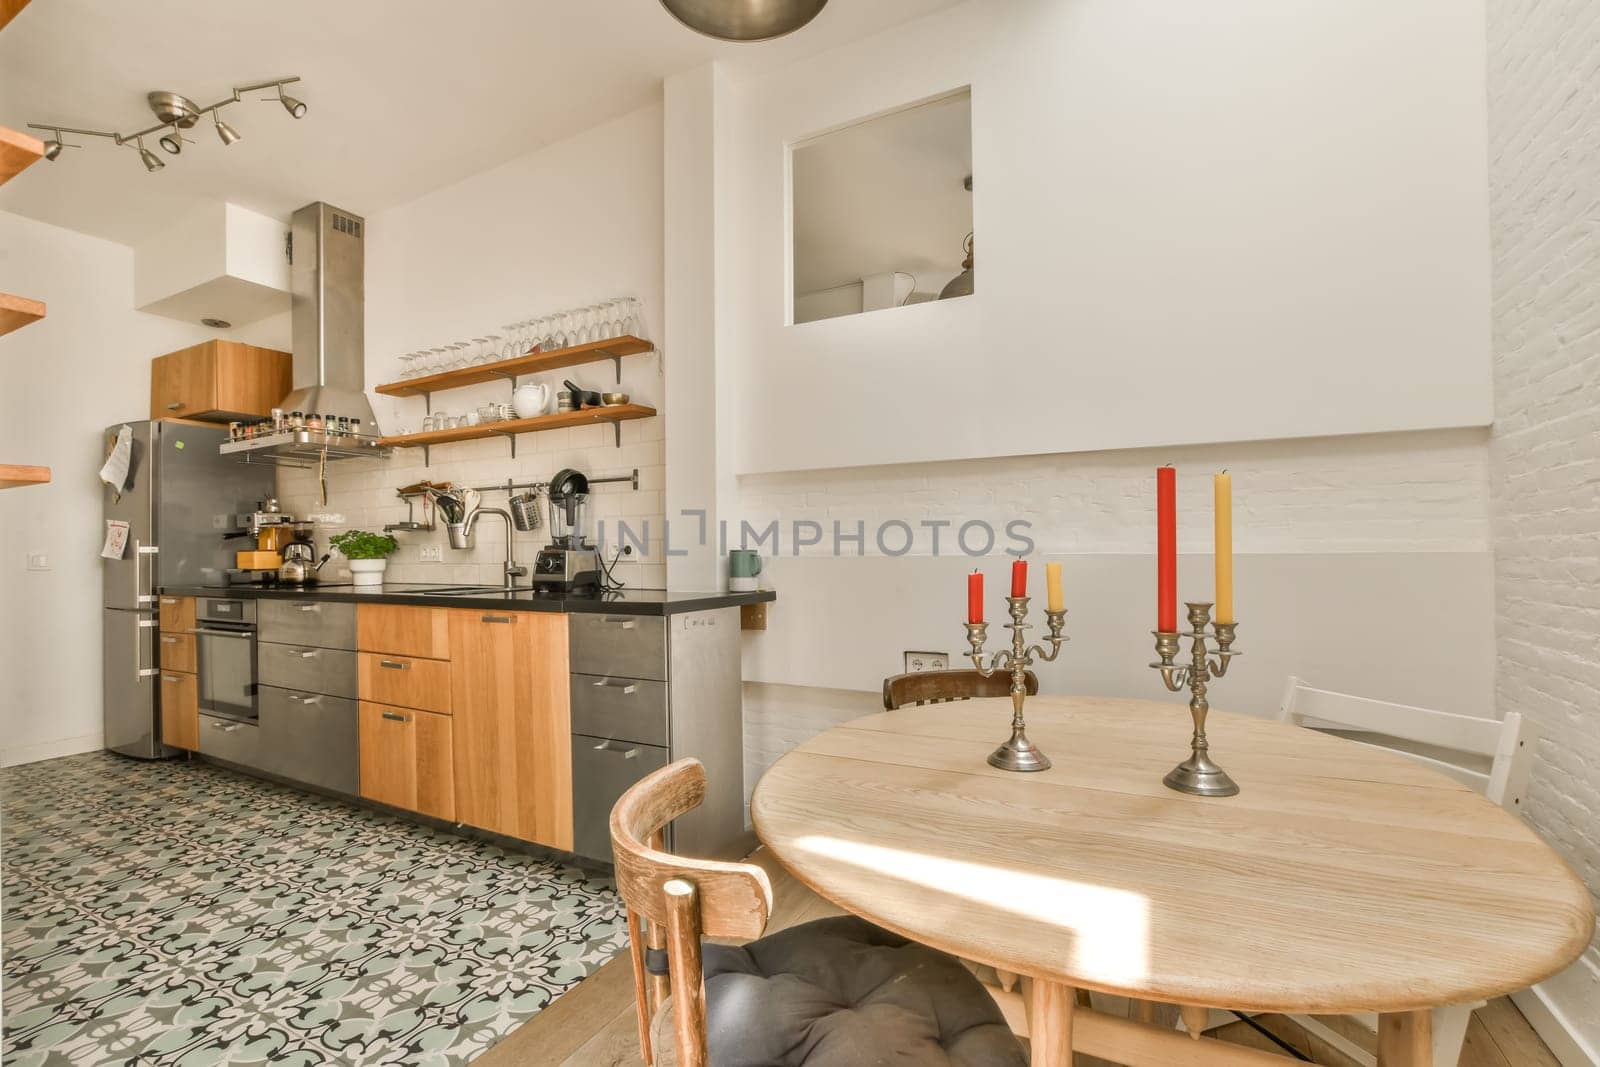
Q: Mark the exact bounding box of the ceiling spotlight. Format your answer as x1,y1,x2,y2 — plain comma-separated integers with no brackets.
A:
158,126,184,154
277,86,307,119
212,110,241,145
42,135,64,161
659,0,828,41
135,137,164,172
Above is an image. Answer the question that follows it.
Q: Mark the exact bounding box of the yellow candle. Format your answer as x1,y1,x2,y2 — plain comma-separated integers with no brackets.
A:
1045,561,1064,612
1214,471,1234,624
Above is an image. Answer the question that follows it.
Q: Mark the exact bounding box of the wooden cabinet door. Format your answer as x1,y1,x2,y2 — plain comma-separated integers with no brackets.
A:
358,604,452,659
358,702,455,821
160,671,199,751
149,341,291,422
151,344,216,420
448,610,572,849
157,595,196,634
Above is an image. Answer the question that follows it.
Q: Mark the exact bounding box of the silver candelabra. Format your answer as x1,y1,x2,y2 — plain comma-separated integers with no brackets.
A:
1150,601,1242,796
964,596,1066,772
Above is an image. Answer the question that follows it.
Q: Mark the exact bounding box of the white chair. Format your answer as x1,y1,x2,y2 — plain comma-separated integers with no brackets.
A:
1268,676,1537,1067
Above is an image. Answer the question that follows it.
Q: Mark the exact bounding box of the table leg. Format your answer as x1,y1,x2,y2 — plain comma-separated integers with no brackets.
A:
1028,978,1075,1067
1377,1010,1433,1066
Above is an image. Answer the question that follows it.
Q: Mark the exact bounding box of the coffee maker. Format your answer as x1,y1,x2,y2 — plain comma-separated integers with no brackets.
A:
533,468,600,590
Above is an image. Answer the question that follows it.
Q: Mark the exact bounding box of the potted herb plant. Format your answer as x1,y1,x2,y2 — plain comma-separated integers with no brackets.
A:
330,530,399,586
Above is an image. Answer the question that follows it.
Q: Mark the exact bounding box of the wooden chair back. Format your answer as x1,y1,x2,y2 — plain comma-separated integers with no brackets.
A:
610,758,774,1067
882,668,1038,710
1278,676,1535,808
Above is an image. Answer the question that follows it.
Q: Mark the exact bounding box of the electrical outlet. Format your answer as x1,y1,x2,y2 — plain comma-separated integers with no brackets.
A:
903,650,949,674
419,545,443,563
26,553,50,571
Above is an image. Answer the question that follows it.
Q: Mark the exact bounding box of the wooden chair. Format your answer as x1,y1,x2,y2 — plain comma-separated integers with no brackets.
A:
612,758,1027,1067
882,668,1038,710
1269,677,1537,1067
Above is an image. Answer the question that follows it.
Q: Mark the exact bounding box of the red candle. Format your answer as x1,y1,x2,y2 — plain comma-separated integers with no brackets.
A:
1157,466,1177,632
1011,558,1028,598
967,570,984,624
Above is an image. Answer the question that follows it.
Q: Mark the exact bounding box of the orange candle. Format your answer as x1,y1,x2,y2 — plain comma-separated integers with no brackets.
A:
1157,466,1177,632
1011,558,1028,598
1215,471,1234,624
967,570,984,624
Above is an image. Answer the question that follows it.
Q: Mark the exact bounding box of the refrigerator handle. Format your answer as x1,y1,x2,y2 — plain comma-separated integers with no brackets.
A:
138,616,159,678
133,539,160,606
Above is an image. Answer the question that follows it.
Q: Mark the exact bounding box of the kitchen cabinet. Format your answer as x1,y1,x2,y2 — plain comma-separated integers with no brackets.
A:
357,604,451,660
358,702,455,820
158,595,196,634
357,652,452,714
157,631,197,673
149,340,292,423
160,670,199,751
447,610,573,849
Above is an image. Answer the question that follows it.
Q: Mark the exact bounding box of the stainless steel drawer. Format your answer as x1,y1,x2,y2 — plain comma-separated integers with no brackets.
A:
258,641,358,700
570,673,668,747
568,614,666,682
571,733,670,862
258,599,358,651
198,714,266,770
258,685,359,795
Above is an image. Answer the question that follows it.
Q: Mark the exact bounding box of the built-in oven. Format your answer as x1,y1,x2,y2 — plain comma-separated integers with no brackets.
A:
195,597,258,723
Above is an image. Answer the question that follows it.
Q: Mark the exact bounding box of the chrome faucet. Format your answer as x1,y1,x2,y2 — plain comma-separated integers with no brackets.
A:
462,507,528,590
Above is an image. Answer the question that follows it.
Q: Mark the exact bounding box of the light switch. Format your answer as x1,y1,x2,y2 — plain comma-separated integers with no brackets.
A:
27,553,51,571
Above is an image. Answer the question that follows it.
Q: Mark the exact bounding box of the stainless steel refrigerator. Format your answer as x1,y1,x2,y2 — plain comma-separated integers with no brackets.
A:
102,420,274,758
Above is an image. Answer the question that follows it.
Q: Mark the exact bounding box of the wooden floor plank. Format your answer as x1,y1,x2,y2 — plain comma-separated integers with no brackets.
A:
1478,996,1561,1067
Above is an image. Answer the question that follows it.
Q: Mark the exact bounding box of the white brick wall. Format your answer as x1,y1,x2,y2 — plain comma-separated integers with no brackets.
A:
736,427,1490,556
1487,0,1600,963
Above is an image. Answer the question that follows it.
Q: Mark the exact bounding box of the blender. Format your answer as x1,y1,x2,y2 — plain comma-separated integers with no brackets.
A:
533,468,600,590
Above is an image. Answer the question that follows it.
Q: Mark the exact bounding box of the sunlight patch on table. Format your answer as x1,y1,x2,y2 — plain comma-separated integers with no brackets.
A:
791,835,1150,984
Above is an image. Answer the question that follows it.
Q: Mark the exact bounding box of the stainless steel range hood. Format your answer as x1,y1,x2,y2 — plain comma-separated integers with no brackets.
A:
222,201,386,463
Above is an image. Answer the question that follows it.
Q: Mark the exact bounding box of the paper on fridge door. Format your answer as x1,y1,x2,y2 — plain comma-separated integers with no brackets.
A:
99,424,133,492
101,519,130,560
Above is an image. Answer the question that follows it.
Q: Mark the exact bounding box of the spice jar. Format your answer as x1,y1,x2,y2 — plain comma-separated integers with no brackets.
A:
290,411,306,430
306,413,324,432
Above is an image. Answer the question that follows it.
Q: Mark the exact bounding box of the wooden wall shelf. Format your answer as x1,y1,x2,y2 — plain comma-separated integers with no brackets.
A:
0,464,51,490
374,336,655,399
0,125,43,188
0,292,45,338
378,403,657,462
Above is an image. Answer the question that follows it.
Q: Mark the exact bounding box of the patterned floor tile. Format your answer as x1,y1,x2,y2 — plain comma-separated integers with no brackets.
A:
1,751,626,1066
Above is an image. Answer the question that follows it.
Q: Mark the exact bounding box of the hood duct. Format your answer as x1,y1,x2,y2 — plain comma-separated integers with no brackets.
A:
222,201,386,463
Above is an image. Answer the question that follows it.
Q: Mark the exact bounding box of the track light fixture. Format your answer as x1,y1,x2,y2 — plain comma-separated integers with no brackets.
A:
27,76,302,174
135,137,164,173
212,110,241,146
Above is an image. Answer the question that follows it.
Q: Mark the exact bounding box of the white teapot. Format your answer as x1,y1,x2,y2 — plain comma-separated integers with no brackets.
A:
512,382,552,419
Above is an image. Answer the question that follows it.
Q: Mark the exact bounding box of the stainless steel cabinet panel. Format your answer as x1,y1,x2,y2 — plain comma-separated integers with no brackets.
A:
569,673,669,747
258,641,358,700
258,599,358,651
198,714,266,770
568,614,666,682
257,685,359,795
571,734,670,863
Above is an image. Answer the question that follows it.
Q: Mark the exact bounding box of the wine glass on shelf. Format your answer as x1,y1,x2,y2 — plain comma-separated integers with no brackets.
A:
603,299,625,339
621,297,642,339
396,352,417,380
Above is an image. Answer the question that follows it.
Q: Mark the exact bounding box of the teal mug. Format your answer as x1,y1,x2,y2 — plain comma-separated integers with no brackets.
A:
729,549,763,592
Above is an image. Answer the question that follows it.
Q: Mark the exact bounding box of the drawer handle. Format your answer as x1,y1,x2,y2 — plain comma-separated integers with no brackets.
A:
593,741,640,759
161,597,179,606
166,401,186,411
161,636,179,645
296,603,321,613
382,711,412,723
162,674,183,683
482,615,513,624
379,660,410,670
296,649,320,659
600,616,637,629
592,679,637,695
211,721,241,732
286,693,322,705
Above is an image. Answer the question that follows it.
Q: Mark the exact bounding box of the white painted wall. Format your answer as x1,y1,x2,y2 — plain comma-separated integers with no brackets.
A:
275,103,669,589
1487,0,1600,1058
0,211,228,766
721,0,1493,475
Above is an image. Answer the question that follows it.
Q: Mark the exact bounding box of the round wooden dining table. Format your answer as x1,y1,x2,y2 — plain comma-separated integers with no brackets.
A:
750,696,1594,1067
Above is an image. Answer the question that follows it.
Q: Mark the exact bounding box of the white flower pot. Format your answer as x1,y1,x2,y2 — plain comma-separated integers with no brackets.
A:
348,558,389,586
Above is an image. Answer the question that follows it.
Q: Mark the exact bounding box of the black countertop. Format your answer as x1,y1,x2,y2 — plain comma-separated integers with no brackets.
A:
156,582,775,616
